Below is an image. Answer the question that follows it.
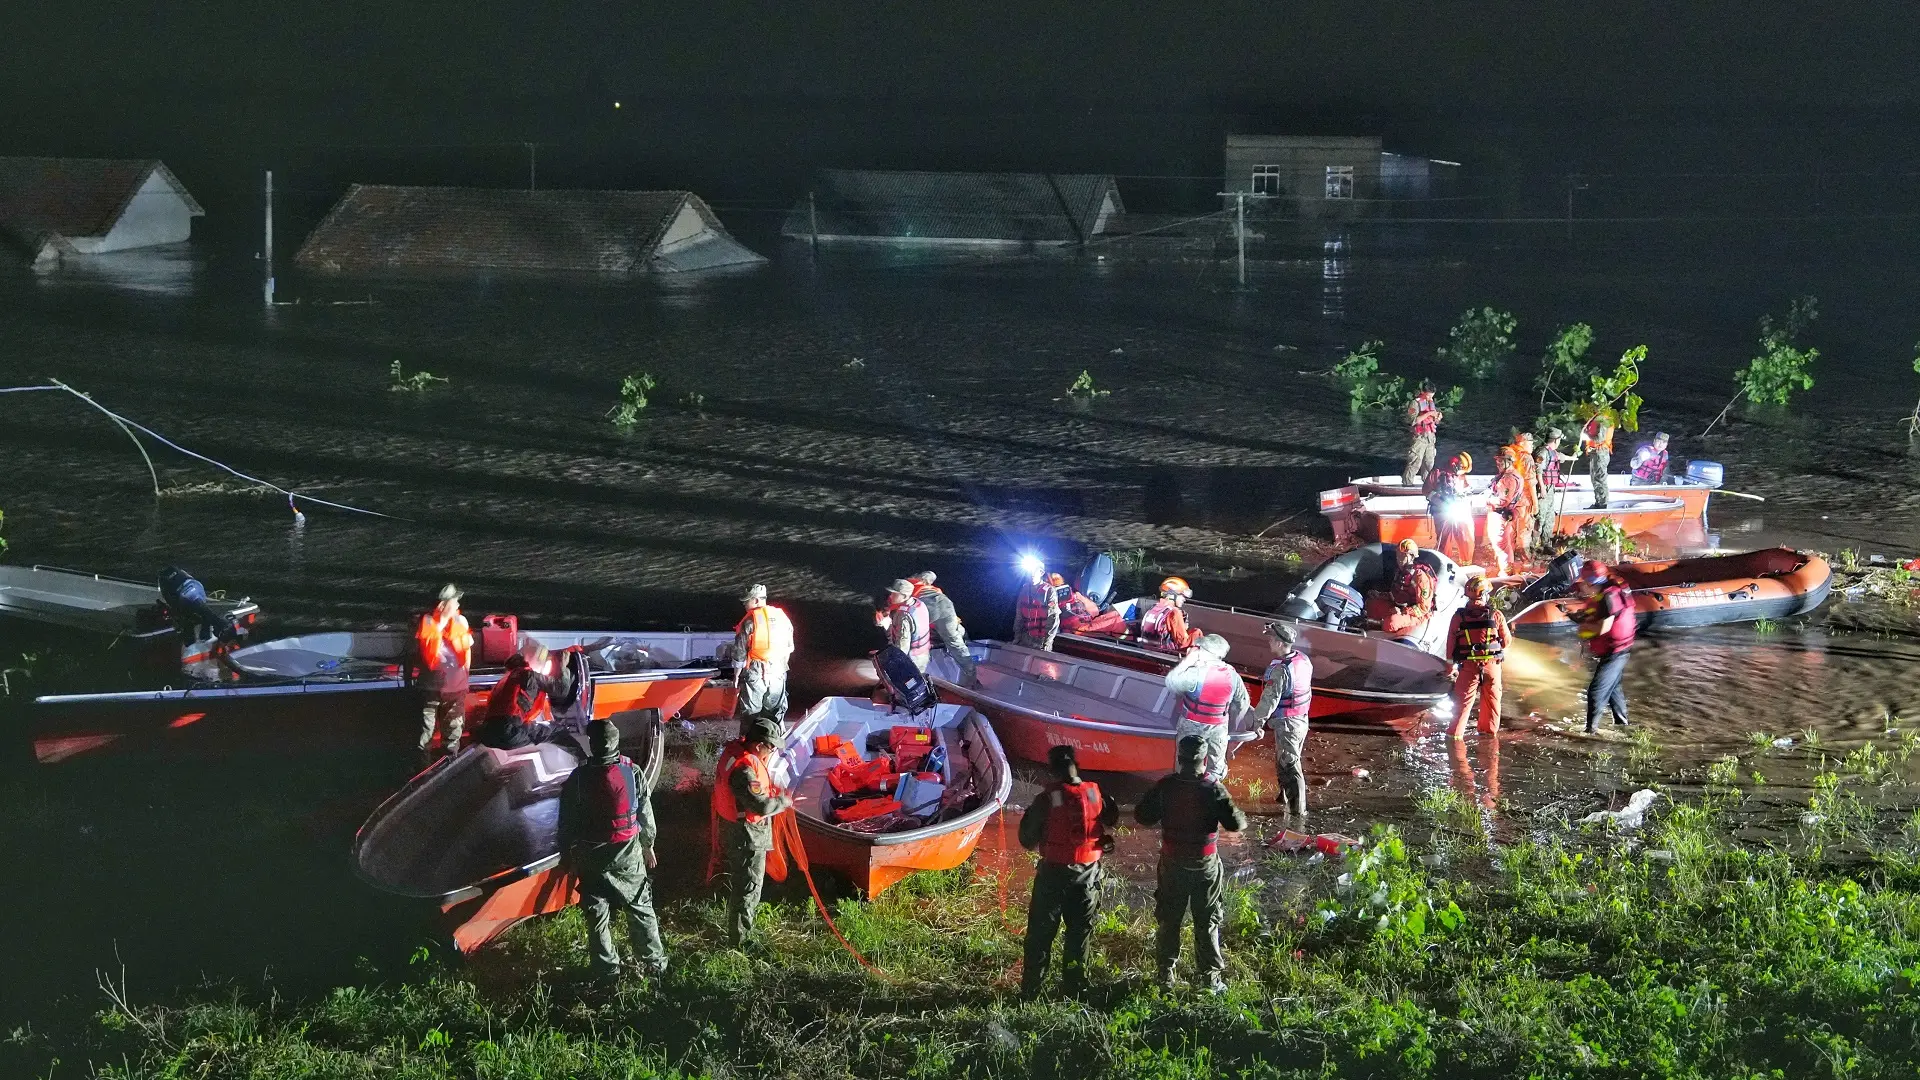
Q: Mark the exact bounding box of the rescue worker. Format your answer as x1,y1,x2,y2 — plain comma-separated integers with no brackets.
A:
1578,562,1636,734
414,584,472,762
475,643,556,749
1163,633,1250,781
1483,448,1526,577
881,578,932,671
1404,385,1442,485
1018,744,1118,999
1425,452,1476,567
1504,434,1539,564
1443,577,1510,738
1533,428,1578,551
1139,577,1201,652
1630,432,1672,484
910,571,976,685
1370,539,1437,637
713,717,791,948
1134,734,1249,993
1580,413,1616,508
558,719,666,982
1248,621,1314,820
732,584,795,732
1012,561,1061,651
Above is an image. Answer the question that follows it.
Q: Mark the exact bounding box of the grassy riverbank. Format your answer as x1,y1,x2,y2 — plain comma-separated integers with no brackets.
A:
37,753,1920,1080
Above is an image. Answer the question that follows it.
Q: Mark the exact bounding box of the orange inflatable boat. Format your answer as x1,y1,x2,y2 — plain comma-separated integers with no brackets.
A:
1508,547,1831,637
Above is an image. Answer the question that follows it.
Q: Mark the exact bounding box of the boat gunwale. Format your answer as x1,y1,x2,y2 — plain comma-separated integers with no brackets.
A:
1052,631,1448,705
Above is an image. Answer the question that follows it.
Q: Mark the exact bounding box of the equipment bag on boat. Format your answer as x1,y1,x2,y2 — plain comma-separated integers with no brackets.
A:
875,644,936,714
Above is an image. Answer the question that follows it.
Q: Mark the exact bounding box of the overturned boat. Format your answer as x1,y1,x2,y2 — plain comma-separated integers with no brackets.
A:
1508,546,1832,637
771,697,1011,897
928,640,1264,772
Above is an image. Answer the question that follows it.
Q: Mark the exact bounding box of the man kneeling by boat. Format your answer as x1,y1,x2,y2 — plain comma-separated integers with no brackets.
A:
1135,734,1248,993
559,719,666,982
475,644,557,750
1019,745,1118,999
1164,634,1250,781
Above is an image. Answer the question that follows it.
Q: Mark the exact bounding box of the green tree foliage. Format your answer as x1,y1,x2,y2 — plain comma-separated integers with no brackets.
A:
1064,370,1110,399
387,360,449,392
1334,341,1463,413
1908,340,1920,437
609,372,657,428
1734,295,1819,407
1536,343,1646,436
1435,307,1517,379
1534,322,1594,413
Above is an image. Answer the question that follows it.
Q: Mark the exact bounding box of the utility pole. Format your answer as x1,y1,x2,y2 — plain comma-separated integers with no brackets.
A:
1565,173,1587,245
1235,192,1247,284
262,170,275,308
525,143,538,191
808,191,819,255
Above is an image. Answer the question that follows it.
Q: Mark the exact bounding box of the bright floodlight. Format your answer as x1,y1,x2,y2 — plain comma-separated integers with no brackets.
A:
1443,500,1473,523
1018,554,1045,577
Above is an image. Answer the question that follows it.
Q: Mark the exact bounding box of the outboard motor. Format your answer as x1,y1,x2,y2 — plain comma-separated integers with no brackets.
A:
159,566,239,644
874,644,936,716
545,647,595,741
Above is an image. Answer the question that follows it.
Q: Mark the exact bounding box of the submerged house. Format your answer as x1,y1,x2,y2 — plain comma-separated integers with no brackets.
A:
294,185,765,275
1223,136,1459,219
0,157,204,264
784,170,1123,247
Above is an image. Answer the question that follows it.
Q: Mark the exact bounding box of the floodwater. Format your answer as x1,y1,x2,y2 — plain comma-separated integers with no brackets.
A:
5,232,1920,1055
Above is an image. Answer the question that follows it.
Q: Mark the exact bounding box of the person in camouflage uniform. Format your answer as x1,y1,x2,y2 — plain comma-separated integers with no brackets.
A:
558,720,667,980
1134,734,1249,992
713,717,791,948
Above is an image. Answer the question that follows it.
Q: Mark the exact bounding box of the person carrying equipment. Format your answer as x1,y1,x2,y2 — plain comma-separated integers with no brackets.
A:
1138,576,1201,652
910,571,976,685
1444,578,1510,738
732,584,795,734
1135,734,1249,993
1012,559,1061,651
1629,432,1671,484
712,717,792,948
1580,413,1617,508
558,719,666,982
1483,448,1526,577
1163,633,1250,781
1404,386,1443,485
476,642,556,750
1424,453,1476,567
1577,562,1636,734
880,579,933,672
1249,621,1314,820
413,584,472,762
1018,745,1118,999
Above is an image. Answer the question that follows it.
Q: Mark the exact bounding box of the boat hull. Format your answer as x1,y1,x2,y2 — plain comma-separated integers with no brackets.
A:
1511,547,1832,637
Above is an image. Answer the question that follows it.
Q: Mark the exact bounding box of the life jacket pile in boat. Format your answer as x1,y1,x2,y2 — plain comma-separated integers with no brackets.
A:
812,727,978,832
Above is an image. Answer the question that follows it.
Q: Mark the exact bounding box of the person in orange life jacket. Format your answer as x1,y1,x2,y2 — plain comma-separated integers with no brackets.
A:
732,583,795,733
910,571,977,686
1425,452,1476,567
1629,432,1671,484
1580,413,1617,508
414,584,472,762
559,719,666,981
1012,561,1061,651
1483,449,1526,577
1135,734,1249,992
1404,385,1443,485
1369,539,1437,637
1138,576,1201,652
476,643,557,750
713,717,792,948
877,578,933,672
1444,577,1511,738
1017,744,1119,999
1249,621,1314,820
1164,633,1250,782
1502,437,1539,564
1577,561,1636,734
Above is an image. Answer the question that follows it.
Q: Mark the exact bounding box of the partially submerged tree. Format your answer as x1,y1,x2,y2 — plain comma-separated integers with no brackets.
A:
1436,307,1517,379
1333,340,1462,413
1708,296,1819,433
1536,339,1646,439
609,372,657,428
1534,322,1595,419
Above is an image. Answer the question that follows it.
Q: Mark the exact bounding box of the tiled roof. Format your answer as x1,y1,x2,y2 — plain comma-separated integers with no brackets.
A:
0,157,201,251
294,185,764,274
784,170,1123,244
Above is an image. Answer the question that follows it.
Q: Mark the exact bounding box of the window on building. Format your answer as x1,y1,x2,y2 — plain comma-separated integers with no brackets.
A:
1251,165,1282,195
1325,165,1355,200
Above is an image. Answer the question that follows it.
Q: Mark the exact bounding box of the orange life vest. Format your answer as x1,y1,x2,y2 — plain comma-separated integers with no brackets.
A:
1450,604,1508,663
1390,564,1435,612
1583,416,1615,453
415,611,472,671
1179,659,1239,725
736,605,795,664
711,739,772,824
1039,780,1105,864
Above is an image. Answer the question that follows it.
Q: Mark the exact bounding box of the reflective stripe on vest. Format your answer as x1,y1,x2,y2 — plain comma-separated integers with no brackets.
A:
1139,600,1175,644
1158,777,1219,858
738,606,795,664
1180,660,1238,725
1452,606,1505,663
711,740,770,825
578,760,641,843
1039,780,1104,864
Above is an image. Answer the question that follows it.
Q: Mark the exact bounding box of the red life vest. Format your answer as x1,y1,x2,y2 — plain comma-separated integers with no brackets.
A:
1409,398,1440,436
1583,416,1615,453
1390,564,1435,611
1630,447,1669,483
1015,581,1054,638
1157,776,1220,858
573,759,641,843
892,597,931,662
1267,650,1313,719
1139,599,1176,645
1179,659,1239,725
1451,605,1507,663
711,740,772,824
485,666,546,720
1039,780,1105,865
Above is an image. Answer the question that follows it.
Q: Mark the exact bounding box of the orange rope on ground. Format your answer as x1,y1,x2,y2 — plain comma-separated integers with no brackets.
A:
772,810,895,982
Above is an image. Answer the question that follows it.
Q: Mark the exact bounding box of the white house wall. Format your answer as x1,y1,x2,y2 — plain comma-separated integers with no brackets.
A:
79,170,197,253
652,202,711,254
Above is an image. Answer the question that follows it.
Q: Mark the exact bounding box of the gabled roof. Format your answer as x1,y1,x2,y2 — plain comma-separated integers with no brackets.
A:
785,170,1123,244
294,185,765,275
0,157,202,251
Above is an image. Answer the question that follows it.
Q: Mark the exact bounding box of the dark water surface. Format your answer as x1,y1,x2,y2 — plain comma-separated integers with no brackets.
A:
5,237,1920,1053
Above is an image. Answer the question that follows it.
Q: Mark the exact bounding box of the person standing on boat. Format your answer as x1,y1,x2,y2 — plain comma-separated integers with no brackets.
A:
1135,734,1248,993
1404,385,1443,486
1249,621,1314,820
1164,633,1250,781
475,643,557,749
559,719,667,982
713,718,792,949
732,584,795,734
1533,428,1577,550
1577,562,1636,734
1425,453,1476,567
881,579,933,671
1443,577,1510,738
910,571,976,685
1139,577,1201,652
1580,413,1617,509
1018,744,1118,999
1012,561,1061,651
413,584,472,762
1629,432,1671,484
1483,449,1526,577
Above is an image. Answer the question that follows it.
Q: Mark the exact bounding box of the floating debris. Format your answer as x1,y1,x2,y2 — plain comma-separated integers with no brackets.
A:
1577,789,1660,829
